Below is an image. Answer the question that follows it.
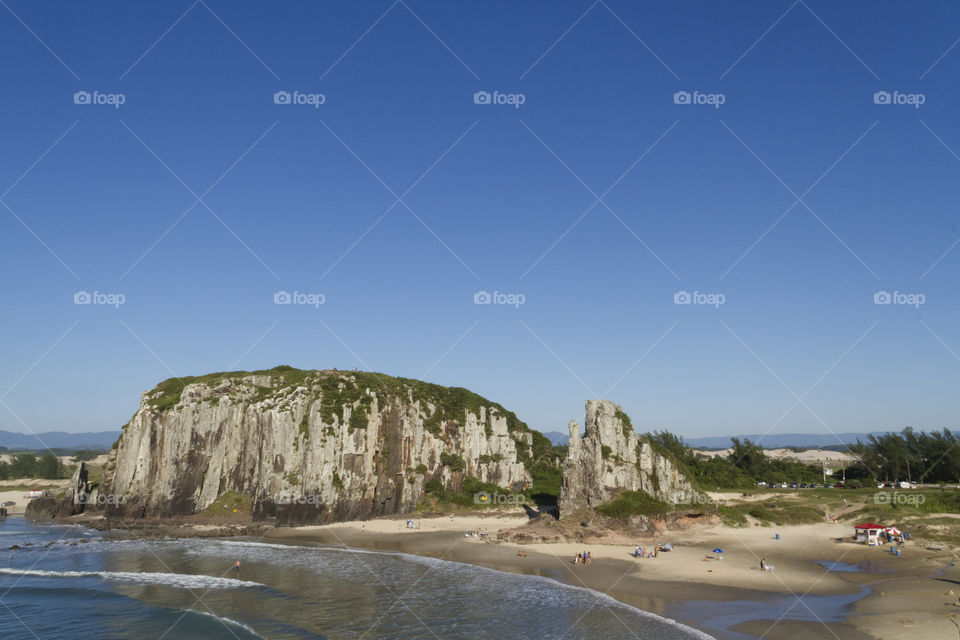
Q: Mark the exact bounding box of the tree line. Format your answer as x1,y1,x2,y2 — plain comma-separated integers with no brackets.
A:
847,427,960,484
0,453,71,480
645,427,960,489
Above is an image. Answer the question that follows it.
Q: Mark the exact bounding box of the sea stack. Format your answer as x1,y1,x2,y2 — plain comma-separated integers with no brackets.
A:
99,367,535,525
558,400,701,520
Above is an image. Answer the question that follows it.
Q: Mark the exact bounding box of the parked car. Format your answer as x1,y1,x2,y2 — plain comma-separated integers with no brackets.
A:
757,481,767,487
810,483,819,488
800,483,808,488
1,501,14,507
789,483,798,489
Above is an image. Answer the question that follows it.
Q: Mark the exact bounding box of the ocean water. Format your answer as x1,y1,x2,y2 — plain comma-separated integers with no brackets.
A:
0,518,711,640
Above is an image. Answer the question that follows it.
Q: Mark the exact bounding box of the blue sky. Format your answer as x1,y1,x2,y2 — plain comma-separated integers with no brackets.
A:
1,1,959,441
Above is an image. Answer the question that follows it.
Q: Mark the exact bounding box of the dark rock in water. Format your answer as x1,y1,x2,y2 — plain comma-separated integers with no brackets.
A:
9,545,20,550
72,462,93,514
25,463,95,520
25,495,74,519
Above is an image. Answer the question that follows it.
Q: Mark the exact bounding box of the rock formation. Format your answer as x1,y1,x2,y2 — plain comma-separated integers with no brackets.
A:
25,462,91,519
100,367,534,524
558,400,701,520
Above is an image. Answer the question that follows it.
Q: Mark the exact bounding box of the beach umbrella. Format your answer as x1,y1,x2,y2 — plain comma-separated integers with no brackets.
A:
713,548,723,554
886,527,901,535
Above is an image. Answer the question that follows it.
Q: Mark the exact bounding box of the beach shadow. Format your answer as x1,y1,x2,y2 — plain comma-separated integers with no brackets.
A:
935,578,960,586
522,503,555,519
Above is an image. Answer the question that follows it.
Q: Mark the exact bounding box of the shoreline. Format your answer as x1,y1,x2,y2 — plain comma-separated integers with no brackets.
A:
260,513,948,640
17,510,960,639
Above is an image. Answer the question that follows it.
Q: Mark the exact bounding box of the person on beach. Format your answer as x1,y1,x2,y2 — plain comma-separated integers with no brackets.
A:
760,558,765,570
233,560,241,574
573,553,580,565
586,552,591,565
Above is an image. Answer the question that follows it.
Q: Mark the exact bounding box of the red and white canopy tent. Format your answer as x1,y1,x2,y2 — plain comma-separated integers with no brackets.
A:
854,522,886,544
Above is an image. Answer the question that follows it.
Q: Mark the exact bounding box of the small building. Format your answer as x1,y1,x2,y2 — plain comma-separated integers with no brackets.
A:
854,522,885,545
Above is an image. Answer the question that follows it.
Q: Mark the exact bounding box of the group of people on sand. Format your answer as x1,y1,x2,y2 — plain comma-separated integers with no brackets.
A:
633,545,658,559
465,528,487,538
573,550,591,565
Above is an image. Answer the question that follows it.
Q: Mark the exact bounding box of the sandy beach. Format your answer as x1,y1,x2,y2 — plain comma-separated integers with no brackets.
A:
263,511,960,640
0,489,46,516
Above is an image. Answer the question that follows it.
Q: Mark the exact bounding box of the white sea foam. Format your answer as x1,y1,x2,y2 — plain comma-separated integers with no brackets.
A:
169,539,715,639
190,609,266,638
0,567,266,590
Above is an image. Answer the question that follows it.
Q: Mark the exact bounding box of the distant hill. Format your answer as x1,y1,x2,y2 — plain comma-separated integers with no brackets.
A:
0,430,119,451
542,431,570,445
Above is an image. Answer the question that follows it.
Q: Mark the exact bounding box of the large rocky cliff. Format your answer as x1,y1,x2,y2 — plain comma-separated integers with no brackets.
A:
100,367,534,524
558,400,702,519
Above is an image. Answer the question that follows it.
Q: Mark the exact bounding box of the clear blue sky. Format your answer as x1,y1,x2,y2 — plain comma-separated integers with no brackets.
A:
2,1,959,441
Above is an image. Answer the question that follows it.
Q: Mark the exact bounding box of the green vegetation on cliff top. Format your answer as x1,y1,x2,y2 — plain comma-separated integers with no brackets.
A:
143,365,529,434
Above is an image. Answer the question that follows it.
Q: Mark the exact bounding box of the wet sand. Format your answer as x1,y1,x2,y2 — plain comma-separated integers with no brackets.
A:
263,514,956,639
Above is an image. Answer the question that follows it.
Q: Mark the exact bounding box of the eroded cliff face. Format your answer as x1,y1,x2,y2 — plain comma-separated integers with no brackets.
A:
558,400,701,519
101,367,533,524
